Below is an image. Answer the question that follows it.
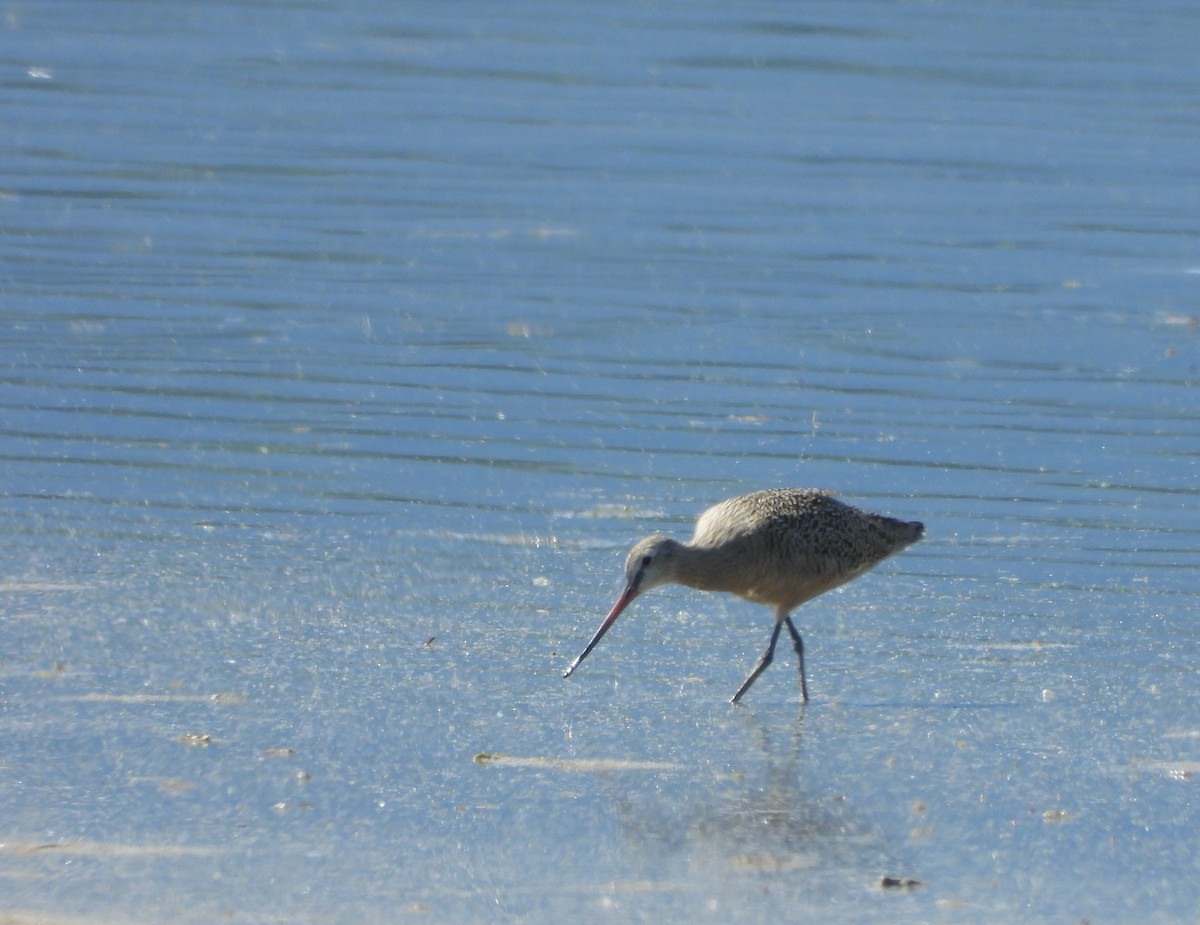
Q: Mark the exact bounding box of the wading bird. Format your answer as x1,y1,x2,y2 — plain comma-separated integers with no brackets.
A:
563,488,924,704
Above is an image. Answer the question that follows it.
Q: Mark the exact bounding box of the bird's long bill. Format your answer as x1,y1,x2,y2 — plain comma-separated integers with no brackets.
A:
562,582,638,679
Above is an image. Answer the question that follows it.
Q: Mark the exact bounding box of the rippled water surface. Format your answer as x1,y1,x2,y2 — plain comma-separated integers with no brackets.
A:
3,1,1198,923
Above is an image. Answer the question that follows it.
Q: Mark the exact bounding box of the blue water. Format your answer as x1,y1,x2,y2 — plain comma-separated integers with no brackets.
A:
3,2,1198,923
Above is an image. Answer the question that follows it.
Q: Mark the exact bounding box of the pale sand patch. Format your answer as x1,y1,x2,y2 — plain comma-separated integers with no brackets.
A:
0,841,218,859
474,753,677,772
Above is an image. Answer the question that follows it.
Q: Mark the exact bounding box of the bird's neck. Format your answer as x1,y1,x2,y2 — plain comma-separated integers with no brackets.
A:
672,542,742,594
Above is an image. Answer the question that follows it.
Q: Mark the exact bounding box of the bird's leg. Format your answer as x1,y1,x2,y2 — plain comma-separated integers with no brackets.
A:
782,616,809,703
730,620,784,705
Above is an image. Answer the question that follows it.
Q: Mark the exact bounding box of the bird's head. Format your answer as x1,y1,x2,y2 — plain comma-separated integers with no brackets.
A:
621,533,680,597
562,533,681,679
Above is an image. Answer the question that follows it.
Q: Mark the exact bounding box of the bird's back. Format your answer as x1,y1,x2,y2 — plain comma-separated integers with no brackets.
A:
689,488,923,610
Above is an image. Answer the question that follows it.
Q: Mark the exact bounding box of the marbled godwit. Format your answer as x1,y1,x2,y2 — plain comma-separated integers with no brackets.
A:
563,488,924,704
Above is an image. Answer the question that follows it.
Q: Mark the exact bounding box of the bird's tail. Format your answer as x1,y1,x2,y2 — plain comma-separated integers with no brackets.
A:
873,515,925,551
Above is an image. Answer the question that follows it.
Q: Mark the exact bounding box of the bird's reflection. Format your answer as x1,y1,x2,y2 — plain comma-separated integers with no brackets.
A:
601,709,892,884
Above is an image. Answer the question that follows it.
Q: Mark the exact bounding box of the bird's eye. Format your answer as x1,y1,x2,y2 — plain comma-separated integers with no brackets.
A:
641,554,653,566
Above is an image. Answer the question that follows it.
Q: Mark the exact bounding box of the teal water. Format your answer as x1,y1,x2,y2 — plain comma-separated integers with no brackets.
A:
2,1,1198,922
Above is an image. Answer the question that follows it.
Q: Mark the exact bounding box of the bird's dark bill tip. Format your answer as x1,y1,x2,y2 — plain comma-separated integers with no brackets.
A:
560,582,638,682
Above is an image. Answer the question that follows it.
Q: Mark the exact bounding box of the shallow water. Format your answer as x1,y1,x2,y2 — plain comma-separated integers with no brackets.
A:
2,1,1198,923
